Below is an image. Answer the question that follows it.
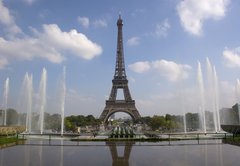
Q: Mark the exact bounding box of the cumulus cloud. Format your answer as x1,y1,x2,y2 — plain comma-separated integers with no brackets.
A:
0,2,102,69
77,16,90,28
223,47,240,68
177,0,229,36
155,19,170,37
128,61,150,73
129,59,191,82
0,24,102,68
39,24,102,60
0,0,22,34
127,37,140,46
0,36,64,63
77,17,108,29
93,19,107,28
152,60,191,82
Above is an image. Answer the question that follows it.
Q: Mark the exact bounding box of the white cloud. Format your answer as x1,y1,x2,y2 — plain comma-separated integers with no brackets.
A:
155,19,170,37
0,0,22,34
77,17,108,29
77,16,90,28
223,47,240,68
93,19,107,28
177,0,229,36
128,61,151,73
127,37,140,46
39,24,102,60
0,0,102,69
129,59,191,82
0,24,102,68
0,36,64,63
152,60,191,82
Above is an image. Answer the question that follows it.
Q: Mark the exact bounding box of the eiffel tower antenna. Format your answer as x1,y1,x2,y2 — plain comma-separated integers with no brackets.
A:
99,16,141,123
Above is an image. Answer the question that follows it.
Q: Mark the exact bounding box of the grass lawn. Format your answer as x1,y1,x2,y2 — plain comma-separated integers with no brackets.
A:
0,136,19,145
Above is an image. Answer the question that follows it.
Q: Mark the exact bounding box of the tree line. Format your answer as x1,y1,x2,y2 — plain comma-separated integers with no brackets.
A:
136,113,199,132
1,109,203,132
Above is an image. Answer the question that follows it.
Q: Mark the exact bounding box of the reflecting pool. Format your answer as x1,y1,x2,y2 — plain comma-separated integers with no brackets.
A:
0,139,239,166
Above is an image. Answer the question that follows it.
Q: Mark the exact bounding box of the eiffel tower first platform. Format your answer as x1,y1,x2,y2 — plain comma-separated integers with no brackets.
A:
99,16,141,123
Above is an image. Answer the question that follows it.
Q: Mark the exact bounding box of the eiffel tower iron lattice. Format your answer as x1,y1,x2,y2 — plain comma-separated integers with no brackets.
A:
99,16,141,123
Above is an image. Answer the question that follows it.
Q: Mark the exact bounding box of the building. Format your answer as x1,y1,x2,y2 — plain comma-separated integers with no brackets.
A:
220,104,240,125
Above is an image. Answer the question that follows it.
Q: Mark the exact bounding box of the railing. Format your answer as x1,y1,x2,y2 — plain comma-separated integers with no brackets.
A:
142,131,233,144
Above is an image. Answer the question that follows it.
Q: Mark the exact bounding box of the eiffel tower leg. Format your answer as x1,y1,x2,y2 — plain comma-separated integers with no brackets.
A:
99,107,111,122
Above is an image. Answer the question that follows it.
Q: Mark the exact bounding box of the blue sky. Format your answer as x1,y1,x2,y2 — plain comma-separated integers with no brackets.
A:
1,0,240,117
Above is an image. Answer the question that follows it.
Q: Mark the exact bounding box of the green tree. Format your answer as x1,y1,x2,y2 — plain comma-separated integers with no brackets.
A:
149,115,166,131
186,113,200,131
65,118,75,131
64,114,100,132
44,113,61,131
7,108,18,125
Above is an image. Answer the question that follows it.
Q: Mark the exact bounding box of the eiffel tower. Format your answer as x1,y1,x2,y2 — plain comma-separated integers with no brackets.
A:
99,15,141,123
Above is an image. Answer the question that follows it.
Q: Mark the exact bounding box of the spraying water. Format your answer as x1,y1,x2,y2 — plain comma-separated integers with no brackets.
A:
3,78,9,126
206,58,218,132
213,67,221,131
39,68,47,134
60,66,66,136
181,94,187,133
21,73,33,133
197,62,206,133
179,84,187,133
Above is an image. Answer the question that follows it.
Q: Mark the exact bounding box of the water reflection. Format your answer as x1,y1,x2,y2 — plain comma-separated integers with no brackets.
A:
0,140,240,166
24,145,29,166
106,141,135,166
60,140,63,166
0,147,3,166
39,140,43,166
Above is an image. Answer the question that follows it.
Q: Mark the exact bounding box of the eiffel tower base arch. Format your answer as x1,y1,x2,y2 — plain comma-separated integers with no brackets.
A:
100,101,141,124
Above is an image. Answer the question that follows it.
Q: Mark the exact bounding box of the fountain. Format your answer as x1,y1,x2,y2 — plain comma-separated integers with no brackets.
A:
3,77,9,126
197,62,206,133
20,73,33,132
206,58,221,132
0,58,233,135
193,58,222,133
206,58,216,131
60,66,66,136
180,86,187,133
213,67,221,131
39,68,47,134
